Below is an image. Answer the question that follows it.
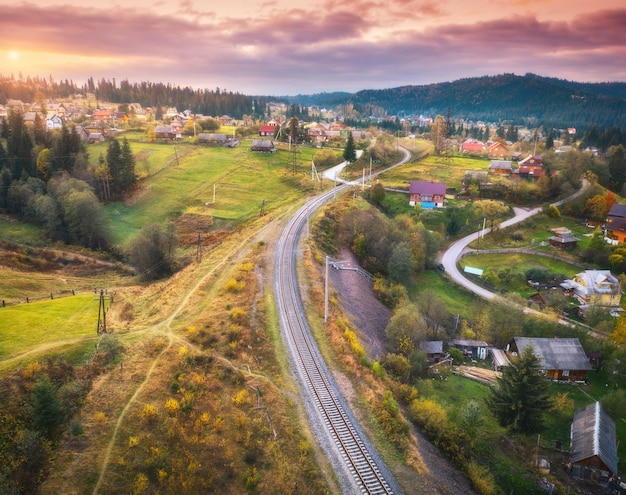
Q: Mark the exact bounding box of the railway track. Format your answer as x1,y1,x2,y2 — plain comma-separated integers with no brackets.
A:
274,187,398,494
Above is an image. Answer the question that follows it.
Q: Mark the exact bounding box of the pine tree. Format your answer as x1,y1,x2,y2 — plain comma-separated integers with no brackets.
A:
487,345,551,433
119,137,137,193
343,131,357,163
106,138,123,196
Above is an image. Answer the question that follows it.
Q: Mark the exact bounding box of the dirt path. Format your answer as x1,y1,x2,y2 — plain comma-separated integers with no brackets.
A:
91,216,285,494
328,247,390,360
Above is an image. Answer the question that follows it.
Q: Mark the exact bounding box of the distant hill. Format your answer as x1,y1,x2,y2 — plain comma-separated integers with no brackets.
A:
287,73,626,130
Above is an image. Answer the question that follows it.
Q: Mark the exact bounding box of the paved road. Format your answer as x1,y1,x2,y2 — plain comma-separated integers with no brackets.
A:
440,181,589,301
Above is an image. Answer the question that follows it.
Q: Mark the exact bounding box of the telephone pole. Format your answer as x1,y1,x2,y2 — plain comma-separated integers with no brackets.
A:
96,289,111,334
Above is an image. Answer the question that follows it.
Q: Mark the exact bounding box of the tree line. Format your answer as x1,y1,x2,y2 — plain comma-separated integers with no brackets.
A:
0,74,270,120
0,109,138,250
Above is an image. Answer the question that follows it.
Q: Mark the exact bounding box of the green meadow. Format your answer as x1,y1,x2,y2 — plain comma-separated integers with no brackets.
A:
378,153,490,191
87,140,321,244
0,294,101,361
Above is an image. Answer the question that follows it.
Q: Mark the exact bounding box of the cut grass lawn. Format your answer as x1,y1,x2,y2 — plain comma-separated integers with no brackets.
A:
0,294,103,360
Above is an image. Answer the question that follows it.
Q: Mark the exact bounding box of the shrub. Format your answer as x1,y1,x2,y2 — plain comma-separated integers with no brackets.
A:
510,231,523,241
230,307,248,325
225,278,245,293
467,460,498,495
165,398,180,416
140,404,158,422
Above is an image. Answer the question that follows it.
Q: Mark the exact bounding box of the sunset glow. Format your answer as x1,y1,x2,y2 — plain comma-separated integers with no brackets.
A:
1,0,624,94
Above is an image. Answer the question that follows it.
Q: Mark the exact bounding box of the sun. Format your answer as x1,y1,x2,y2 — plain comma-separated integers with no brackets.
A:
8,50,20,61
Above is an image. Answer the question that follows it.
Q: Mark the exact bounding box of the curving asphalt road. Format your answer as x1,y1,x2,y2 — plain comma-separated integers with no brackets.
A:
440,180,590,300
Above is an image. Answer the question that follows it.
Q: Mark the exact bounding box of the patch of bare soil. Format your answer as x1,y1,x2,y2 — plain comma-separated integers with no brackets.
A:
328,246,478,495
328,247,390,360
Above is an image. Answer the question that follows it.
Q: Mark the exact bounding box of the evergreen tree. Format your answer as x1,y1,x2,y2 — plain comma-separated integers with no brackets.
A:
33,113,48,146
119,137,137,193
545,131,554,149
106,138,123,196
343,131,357,163
608,144,626,192
30,379,65,438
487,345,551,433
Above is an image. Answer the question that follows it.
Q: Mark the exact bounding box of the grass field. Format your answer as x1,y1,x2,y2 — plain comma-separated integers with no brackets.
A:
410,269,479,318
0,294,102,360
459,252,581,297
92,141,320,244
378,153,490,192
0,217,47,245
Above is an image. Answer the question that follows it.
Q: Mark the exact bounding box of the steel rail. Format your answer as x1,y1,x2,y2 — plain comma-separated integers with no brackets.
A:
274,187,396,494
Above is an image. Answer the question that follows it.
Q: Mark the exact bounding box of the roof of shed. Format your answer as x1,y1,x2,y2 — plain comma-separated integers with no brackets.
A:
570,402,618,475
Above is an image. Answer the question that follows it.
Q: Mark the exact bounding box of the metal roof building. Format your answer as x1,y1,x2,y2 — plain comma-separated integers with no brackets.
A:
509,337,592,381
569,402,619,480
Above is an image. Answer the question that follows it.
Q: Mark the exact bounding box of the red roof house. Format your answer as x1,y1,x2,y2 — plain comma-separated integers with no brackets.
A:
409,181,446,208
518,155,544,178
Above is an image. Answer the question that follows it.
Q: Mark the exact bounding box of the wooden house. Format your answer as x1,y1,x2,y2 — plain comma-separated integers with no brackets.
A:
461,139,485,154
507,337,592,381
488,141,508,159
488,160,513,176
251,140,275,153
548,227,579,250
605,203,626,245
449,339,488,360
259,125,277,137
409,181,446,208
568,402,619,482
420,341,444,363
518,155,544,178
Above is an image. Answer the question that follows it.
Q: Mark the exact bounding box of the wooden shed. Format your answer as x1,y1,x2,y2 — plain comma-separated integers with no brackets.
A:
568,402,619,482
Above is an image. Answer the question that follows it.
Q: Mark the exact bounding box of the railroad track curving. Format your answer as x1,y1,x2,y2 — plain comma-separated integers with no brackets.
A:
274,187,399,494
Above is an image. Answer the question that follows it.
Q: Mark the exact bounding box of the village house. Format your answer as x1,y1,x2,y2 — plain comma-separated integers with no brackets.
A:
154,125,179,140
507,337,592,382
449,339,488,360
560,269,621,307
259,125,277,137
250,140,275,153
409,181,446,208
568,402,619,483
46,114,63,129
219,115,233,126
488,160,513,176
518,155,544,178
420,341,445,364
461,139,485,154
548,227,579,250
92,109,115,123
487,141,508,159
604,203,626,245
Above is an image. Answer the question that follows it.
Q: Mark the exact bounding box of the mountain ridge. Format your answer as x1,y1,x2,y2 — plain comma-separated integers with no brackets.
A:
285,73,626,129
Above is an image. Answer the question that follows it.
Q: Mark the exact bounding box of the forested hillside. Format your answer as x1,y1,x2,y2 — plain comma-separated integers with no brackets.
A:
295,74,626,130
0,75,268,119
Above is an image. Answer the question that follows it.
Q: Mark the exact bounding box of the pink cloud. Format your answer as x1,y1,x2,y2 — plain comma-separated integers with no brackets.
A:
1,2,624,94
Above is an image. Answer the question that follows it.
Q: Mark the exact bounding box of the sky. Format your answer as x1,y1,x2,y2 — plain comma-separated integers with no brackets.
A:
2,0,626,96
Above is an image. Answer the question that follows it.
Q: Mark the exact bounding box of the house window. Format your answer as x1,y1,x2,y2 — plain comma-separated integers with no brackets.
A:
421,195,432,201
562,370,569,377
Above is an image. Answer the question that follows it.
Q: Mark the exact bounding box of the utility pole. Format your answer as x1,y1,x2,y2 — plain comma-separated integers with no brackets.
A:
96,289,110,334
324,256,329,324
196,233,203,262
260,199,265,217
